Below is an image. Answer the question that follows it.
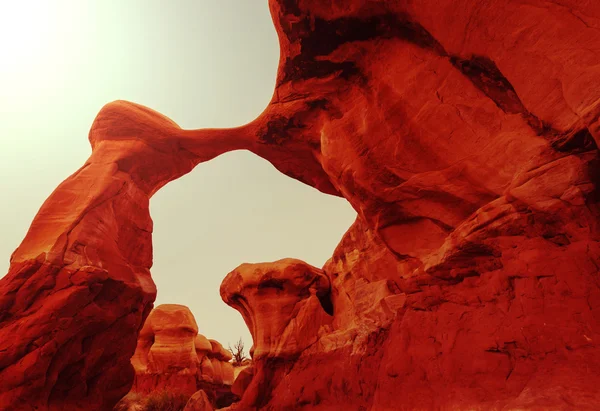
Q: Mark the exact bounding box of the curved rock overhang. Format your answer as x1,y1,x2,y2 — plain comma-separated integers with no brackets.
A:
0,0,599,409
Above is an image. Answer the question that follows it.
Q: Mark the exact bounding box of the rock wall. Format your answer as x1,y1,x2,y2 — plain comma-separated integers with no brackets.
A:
221,0,600,409
1,0,599,410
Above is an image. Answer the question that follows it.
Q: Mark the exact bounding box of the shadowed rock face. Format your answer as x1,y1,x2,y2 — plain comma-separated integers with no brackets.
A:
1,0,600,410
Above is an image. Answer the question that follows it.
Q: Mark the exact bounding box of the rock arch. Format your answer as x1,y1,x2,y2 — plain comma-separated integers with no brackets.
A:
1,0,600,409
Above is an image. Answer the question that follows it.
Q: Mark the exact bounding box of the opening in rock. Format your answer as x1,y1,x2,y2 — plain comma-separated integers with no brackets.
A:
149,150,356,351
1,2,357,410
317,291,335,316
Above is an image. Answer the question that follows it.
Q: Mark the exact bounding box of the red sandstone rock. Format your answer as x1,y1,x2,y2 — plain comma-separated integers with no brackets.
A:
183,390,213,411
231,366,254,399
0,100,255,410
129,304,235,408
221,0,600,409
143,304,199,373
195,334,213,357
221,259,332,360
130,304,199,395
1,0,600,410
209,339,234,363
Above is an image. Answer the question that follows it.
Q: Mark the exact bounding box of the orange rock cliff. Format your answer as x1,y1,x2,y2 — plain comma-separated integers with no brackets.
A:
1,0,600,410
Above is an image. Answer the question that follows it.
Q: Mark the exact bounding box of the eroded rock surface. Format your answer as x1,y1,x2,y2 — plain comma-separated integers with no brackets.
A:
129,304,234,407
221,259,332,360
0,100,257,410
1,0,600,410
231,366,254,399
220,0,600,409
184,389,214,411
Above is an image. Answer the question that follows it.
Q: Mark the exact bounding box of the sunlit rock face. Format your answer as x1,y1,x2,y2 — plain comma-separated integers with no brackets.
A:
221,259,332,360
129,304,234,404
220,0,600,409
203,339,235,387
1,0,600,409
132,304,199,378
0,101,255,410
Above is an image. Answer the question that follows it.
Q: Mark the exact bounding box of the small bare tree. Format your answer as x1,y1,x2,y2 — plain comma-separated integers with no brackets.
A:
228,337,247,366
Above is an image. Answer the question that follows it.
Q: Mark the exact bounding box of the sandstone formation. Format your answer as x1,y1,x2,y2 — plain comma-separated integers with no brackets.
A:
225,0,600,408
184,390,214,411
221,259,333,360
1,0,600,410
232,362,251,380
129,304,233,400
231,366,254,399
0,100,256,410
200,339,235,390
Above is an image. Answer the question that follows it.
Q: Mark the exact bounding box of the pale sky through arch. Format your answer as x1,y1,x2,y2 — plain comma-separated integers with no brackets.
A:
0,1,357,350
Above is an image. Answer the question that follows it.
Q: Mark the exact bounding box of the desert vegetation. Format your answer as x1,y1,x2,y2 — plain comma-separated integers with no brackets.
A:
228,337,248,366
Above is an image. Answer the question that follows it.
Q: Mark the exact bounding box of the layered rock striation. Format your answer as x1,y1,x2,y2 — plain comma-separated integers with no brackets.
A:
1,0,600,410
224,0,600,409
129,304,234,400
0,101,256,410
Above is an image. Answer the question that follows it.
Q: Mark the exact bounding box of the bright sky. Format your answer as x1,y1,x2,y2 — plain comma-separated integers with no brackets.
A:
0,1,356,352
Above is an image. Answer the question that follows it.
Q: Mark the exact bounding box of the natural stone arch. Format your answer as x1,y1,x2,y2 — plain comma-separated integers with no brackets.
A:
0,101,256,409
0,85,342,409
1,0,600,409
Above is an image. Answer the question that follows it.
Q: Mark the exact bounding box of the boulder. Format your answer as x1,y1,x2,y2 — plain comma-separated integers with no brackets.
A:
231,366,254,398
208,339,233,362
183,390,213,411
